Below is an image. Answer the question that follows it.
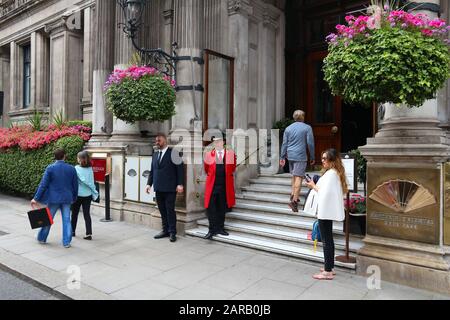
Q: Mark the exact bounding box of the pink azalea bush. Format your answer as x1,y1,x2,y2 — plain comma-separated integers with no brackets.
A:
0,124,91,151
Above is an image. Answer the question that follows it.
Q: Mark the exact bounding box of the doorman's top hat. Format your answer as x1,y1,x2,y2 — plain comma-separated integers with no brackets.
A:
212,133,225,142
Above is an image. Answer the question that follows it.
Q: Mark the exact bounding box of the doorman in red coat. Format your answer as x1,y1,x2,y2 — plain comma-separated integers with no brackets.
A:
203,135,237,239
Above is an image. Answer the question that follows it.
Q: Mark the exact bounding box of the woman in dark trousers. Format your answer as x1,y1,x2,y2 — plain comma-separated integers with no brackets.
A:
305,148,347,280
71,151,99,240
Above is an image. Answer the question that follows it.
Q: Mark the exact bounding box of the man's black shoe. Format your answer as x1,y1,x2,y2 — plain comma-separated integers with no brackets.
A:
216,230,229,236
170,233,177,242
154,231,170,239
204,232,214,240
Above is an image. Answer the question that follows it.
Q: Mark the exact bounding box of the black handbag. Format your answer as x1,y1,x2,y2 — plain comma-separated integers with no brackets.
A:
93,182,100,203
27,207,53,229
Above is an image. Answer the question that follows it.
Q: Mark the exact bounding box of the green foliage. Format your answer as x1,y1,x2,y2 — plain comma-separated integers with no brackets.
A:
323,27,450,107
27,110,44,131
66,120,92,128
0,136,85,197
7,120,18,129
55,135,84,165
349,148,367,184
52,110,66,129
273,118,295,137
105,75,176,124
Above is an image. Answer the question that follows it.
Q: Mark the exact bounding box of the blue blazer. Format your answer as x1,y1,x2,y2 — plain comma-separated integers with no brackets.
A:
147,148,184,193
34,161,79,205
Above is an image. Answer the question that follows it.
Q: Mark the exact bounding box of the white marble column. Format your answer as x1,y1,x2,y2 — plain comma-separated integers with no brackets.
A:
30,31,49,109
91,0,115,141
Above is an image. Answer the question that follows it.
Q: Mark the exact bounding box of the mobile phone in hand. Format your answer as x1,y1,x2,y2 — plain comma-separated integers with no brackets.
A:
305,174,312,182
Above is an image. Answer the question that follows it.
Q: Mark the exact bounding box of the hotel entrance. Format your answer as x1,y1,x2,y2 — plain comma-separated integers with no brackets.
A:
285,0,375,160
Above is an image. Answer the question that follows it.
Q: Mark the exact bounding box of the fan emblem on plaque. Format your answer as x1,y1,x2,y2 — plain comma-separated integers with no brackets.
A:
369,180,436,213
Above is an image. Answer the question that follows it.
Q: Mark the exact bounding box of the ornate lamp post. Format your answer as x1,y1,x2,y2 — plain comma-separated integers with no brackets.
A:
117,0,178,78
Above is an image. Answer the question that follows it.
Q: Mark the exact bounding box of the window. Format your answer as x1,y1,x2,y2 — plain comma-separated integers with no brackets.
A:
23,44,31,108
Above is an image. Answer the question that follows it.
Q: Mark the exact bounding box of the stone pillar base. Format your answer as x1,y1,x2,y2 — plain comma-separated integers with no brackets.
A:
357,235,450,295
357,256,450,295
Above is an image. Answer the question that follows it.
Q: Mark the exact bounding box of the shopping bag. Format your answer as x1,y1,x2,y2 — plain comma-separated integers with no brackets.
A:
27,207,53,229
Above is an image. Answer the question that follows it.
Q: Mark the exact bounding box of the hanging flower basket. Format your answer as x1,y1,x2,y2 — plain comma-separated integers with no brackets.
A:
323,4,450,107
104,66,177,124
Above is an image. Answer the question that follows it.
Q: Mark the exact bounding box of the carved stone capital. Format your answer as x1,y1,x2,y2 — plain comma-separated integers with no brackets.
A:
228,0,253,17
44,13,82,36
263,9,279,30
44,18,68,35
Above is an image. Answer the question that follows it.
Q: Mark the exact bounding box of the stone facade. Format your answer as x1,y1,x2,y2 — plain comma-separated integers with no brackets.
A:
1,0,450,294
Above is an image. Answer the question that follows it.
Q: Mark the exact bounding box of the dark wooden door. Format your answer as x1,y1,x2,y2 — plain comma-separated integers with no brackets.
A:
306,51,342,161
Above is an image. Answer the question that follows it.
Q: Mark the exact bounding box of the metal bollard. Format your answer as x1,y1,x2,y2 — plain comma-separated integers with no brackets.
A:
100,174,113,222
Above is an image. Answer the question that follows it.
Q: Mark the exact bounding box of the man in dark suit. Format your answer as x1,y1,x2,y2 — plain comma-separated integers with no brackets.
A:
145,133,184,242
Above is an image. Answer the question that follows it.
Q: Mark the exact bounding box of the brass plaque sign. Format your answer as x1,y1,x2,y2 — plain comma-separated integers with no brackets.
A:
444,163,450,245
367,166,440,244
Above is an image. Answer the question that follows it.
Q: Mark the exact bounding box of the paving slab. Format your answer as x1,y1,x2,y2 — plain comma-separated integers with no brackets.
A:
0,193,448,300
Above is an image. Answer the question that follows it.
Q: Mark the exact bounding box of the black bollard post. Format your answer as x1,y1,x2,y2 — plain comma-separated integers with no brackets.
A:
100,174,113,222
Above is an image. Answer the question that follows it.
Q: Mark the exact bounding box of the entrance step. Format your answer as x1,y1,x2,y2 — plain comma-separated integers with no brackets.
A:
186,226,357,270
241,185,309,197
186,172,363,272
225,211,345,235
195,218,362,253
236,193,306,207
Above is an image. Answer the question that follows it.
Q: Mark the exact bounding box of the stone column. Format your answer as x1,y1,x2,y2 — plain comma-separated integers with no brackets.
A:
168,0,206,230
90,0,115,142
45,18,83,121
81,7,94,121
9,41,20,111
0,48,10,127
156,0,175,135
258,9,279,131
30,31,49,110
358,1,450,294
228,0,251,131
171,0,204,131
109,3,144,144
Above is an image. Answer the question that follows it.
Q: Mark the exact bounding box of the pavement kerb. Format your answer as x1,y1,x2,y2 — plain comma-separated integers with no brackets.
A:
0,247,114,300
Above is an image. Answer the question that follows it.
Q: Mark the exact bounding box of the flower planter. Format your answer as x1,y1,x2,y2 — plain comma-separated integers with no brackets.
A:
345,212,367,236
323,5,450,108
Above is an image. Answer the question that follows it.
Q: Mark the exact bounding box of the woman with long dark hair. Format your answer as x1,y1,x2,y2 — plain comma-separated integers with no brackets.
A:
71,151,98,240
305,148,348,280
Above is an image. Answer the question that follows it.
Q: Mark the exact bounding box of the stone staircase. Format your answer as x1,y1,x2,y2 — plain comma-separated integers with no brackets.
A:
186,173,364,271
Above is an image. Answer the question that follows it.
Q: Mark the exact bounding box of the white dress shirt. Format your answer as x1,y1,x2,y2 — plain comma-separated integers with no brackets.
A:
216,149,224,162
158,146,169,163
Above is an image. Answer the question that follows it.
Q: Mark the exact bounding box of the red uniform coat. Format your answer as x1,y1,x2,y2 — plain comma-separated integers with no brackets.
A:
204,149,237,209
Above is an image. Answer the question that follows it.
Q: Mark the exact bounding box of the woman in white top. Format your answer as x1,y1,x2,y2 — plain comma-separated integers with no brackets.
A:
305,148,348,280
